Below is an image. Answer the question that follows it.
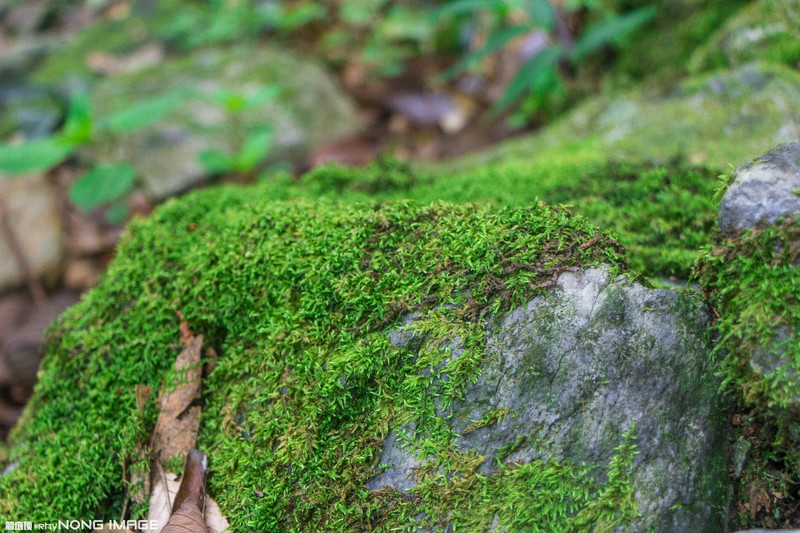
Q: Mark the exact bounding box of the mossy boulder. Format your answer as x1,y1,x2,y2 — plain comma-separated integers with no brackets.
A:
696,143,800,452
370,267,727,531
469,62,800,170
689,0,800,74
0,185,730,530
718,142,800,230
86,42,358,199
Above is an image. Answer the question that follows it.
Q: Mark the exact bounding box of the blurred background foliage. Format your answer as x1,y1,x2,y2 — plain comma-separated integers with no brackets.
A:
0,0,760,215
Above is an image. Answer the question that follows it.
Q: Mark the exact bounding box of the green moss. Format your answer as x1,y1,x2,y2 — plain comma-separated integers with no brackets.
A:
689,0,800,74
0,188,634,528
419,424,638,533
273,154,718,280
466,62,800,173
694,216,800,467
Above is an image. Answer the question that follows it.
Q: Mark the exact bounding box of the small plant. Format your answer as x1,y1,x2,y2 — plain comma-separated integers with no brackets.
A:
0,83,280,222
436,0,656,120
0,89,189,222
197,85,280,177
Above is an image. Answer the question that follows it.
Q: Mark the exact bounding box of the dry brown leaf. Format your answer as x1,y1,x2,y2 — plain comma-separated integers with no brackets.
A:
151,334,204,467
135,384,152,414
147,463,178,527
161,498,209,533
178,319,195,346
172,449,207,513
148,466,230,533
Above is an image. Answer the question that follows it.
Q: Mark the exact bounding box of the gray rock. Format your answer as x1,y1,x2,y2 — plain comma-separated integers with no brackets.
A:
731,439,750,480
370,267,730,532
89,43,359,200
0,173,63,292
719,142,800,231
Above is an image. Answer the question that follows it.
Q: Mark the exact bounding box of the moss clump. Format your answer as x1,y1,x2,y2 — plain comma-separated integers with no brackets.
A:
270,154,718,279
694,216,800,466
1,188,634,528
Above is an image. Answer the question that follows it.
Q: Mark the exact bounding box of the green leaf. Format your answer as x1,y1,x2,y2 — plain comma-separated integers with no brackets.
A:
491,44,562,114
102,91,187,133
69,163,136,211
571,6,657,62
62,93,93,145
278,2,326,30
524,0,555,30
0,137,75,174
441,25,530,80
105,202,130,225
198,149,234,174
234,127,273,172
432,0,519,20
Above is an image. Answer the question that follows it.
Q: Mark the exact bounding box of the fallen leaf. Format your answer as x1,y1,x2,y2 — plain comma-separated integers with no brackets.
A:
147,463,179,528
178,318,195,346
172,449,207,513
306,133,380,169
204,497,231,533
135,384,152,414
161,498,208,533
151,334,204,467
148,461,230,533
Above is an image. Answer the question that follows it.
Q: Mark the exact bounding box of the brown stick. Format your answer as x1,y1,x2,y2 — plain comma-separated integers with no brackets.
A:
0,194,45,306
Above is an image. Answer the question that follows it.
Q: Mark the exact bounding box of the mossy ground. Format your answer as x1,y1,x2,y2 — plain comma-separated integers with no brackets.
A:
0,189,641,529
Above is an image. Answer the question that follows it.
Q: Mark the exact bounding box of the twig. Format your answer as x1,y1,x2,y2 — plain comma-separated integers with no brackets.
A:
0,194,45,306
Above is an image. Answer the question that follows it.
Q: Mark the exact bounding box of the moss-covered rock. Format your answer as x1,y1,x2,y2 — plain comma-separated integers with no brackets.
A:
718,142,800,230
369,267,727,532
689,0,800,74
695,143,800,460
0,184,729,529
0,189,624,521
469,62,800,171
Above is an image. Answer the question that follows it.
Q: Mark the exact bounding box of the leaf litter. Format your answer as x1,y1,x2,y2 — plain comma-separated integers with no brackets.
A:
128,318,229,532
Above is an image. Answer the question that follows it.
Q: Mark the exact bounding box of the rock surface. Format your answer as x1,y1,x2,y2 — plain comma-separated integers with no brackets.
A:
0,173,63,292
370,267,729,532
718,142,800,231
